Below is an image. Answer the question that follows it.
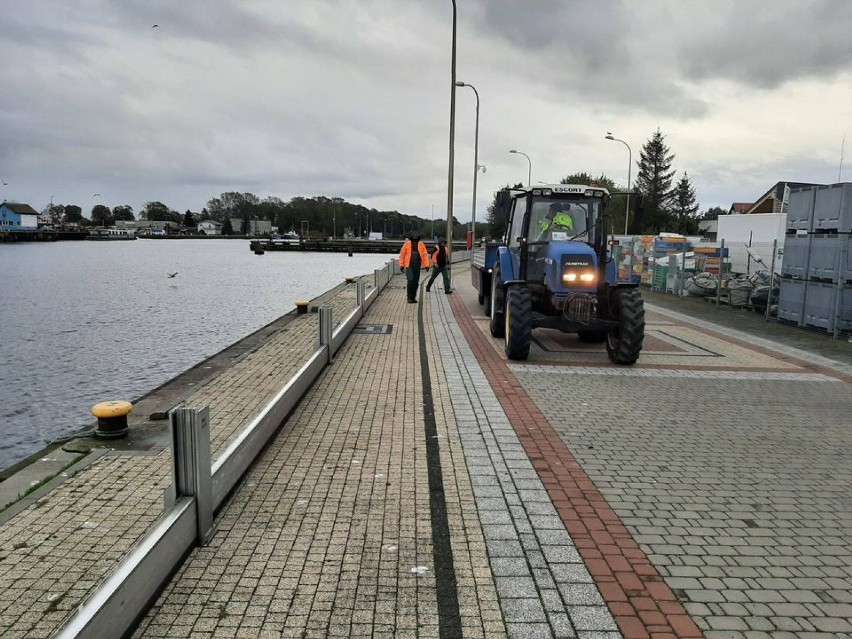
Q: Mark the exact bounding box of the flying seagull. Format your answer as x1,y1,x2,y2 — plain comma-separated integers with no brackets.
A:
152,24,159,28
167,272,178,278
93,193,101,198
0,178,7,186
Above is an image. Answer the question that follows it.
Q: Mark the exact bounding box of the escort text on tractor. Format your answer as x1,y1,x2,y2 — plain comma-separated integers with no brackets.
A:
471,184,645,364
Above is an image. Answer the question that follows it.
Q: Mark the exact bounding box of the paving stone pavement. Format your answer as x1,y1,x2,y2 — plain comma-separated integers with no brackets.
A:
450,279,852,639
0,279,370,639
134,276,507,639
4,264,851,639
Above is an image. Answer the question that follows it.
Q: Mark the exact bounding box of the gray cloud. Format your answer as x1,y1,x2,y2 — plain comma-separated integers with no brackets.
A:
1,0,850,220
676,0,852,88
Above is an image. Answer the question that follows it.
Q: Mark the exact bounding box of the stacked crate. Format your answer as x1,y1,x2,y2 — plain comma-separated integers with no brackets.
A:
694,245,725,274
778,184,852,333
650,236,689,291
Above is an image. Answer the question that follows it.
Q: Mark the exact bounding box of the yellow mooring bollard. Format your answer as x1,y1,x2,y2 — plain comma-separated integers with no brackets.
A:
91,400,132,439
295,300,310,315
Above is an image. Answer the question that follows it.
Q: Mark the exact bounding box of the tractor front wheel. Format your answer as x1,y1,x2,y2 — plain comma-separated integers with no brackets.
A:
504,285,532,360
605,288,645,365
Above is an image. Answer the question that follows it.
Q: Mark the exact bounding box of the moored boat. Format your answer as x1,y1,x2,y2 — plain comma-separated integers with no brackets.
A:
86,228,137,240
270,231,300,246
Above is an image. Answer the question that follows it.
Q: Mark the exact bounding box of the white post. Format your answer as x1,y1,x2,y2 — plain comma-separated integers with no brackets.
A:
319,306,333,364
170,406,213,546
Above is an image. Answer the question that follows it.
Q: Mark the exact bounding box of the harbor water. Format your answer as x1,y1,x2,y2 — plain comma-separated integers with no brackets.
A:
0,239,390,472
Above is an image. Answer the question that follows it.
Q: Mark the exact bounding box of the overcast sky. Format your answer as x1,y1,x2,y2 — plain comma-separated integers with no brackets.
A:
3,0,852,223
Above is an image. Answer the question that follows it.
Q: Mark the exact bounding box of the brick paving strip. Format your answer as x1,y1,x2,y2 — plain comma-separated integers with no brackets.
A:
447,291,704,639
0,280,368,639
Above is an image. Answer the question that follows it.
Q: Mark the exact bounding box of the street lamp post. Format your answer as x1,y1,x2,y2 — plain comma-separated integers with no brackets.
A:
455,80,481,250
446,0,457,276
431,204,435,238
605,132,632,235
508,149,531,185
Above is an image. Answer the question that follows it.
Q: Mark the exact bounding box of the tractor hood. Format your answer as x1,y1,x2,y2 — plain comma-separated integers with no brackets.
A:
545,240,597,265
544,240,599,293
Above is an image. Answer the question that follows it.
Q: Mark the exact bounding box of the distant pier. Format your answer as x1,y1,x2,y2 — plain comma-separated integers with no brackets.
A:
249,237,467,254
0,229,88,242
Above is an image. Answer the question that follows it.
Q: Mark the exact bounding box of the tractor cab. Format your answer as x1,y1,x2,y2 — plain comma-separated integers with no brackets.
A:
504,184,610,303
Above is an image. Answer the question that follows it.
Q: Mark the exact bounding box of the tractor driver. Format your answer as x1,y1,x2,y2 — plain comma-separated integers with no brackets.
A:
537,202,574,241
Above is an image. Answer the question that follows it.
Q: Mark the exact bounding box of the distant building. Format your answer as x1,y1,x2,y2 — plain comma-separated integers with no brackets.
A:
0,203,39,230
250,219,272,235
228,218,271,235
727,202,753,215
734,181,822,215
198,220,222,235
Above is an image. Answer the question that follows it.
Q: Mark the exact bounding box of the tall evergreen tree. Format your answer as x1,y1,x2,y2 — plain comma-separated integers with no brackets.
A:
183,210,196,227
671,172,700,235
222,217,234,235
634,128,676,232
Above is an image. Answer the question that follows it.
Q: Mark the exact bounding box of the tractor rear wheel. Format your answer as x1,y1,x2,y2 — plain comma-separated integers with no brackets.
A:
605,288,645,365
577,329,607,343
489,266,505,337
504,285,532,360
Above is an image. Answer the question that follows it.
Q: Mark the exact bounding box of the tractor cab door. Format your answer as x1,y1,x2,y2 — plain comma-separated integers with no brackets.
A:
505,195,527,279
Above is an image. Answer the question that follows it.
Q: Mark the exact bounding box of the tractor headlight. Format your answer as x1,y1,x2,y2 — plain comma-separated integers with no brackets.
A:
561,254,596,287
562,269,597,286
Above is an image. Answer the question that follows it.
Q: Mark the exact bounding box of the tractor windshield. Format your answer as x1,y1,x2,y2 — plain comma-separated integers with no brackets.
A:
529,197,599,243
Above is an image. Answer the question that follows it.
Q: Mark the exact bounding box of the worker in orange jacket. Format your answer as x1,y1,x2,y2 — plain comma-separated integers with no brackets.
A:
399,233,431,303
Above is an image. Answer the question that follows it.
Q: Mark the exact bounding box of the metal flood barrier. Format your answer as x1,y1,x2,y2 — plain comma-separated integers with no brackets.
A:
55,265,394,639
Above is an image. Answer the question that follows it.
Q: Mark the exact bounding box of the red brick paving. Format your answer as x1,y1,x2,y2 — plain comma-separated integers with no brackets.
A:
448,293,705,639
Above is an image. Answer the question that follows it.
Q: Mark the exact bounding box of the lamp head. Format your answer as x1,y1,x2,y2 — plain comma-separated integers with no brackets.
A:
605,134,614,140
455,81,465,87
509,149,517,154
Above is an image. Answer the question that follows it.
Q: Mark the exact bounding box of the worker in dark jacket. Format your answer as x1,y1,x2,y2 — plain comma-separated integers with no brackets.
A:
399,233,431,303
425,237,452,294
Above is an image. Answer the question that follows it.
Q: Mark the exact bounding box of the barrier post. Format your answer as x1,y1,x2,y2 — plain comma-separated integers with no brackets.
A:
170,406,213,545
319,306,333,363
356,280,365,311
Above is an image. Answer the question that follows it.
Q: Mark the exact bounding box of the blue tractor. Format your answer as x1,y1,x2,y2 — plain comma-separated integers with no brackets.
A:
471,184,645,364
